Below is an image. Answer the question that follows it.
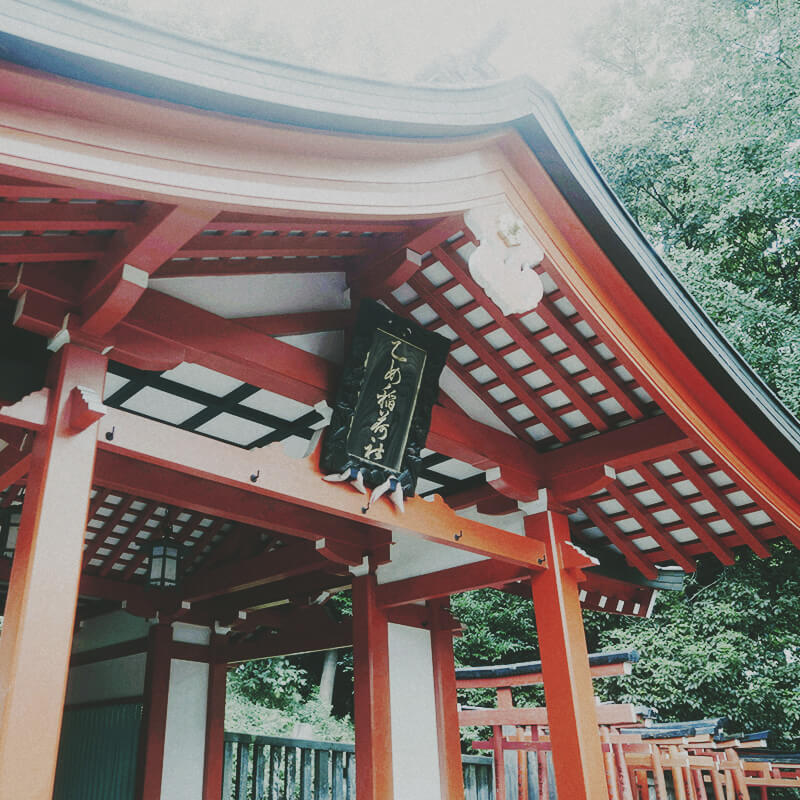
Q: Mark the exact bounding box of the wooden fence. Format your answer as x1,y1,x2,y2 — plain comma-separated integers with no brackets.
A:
223,733,494,800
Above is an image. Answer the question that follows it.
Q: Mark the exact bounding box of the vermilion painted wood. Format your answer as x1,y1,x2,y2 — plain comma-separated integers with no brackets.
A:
94,407,548,568
527,510,611,800
136,622,173,800
93,451,383,553
500,137,800,537
456,661,631,690
430,244,613,433
429,599,466,800
0,201,139,230
378,561,529,608
457,703,637,728
0,234,108,261
352,573,394,800
202,634,227,800
671,452,772,557
181,541,328,602
155,255,357,278
178,233,381,259
0,449,31,494
636,461,736,565
581,502,659,580
0,344,105,800
236,310,354,336
604,482,696,573
81,203,218,337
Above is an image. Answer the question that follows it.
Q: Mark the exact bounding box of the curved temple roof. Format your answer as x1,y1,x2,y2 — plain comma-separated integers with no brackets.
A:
0,0,796,476
0,0,798,613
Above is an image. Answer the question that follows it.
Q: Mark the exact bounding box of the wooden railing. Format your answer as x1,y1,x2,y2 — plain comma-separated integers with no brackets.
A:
222,733,494,800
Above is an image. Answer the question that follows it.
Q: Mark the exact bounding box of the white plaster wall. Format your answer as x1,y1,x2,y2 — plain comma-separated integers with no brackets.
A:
388,623,442,800
71,609,150,653
161,659,210,800
65,653,147,705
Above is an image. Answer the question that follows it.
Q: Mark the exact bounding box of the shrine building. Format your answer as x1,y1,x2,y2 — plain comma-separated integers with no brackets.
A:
0,2,798,800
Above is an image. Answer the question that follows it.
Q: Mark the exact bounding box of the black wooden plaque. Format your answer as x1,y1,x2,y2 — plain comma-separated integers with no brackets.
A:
320,300,450,496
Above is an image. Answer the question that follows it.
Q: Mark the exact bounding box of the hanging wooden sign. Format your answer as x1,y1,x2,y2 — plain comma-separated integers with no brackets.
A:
320,299,449,507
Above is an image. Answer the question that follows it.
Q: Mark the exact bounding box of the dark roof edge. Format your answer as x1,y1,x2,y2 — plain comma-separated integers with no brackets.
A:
455,649,639,681
2,0,798,477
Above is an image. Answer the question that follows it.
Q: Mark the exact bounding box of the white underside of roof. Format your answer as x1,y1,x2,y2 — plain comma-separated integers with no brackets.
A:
439,366,514,436
150,272,350,318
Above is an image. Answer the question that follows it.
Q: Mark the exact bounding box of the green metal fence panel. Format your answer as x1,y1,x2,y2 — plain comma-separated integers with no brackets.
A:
53,700,142,800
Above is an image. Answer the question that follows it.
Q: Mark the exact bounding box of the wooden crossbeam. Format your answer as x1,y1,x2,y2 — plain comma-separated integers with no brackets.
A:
95,498,159,577
458,704,638,728
154,256,354,278
178,233,383,259
605,482,696,572
580,502,659,580
181,541,331,603
432,244,615,432
0,234,108,261
80,202,218,336
0,202,139,231
637,461,736,565
673,452,772,557
81,494,136,568
209,212,412,234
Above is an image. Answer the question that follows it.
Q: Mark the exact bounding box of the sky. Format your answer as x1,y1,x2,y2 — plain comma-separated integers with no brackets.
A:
86,0,615,91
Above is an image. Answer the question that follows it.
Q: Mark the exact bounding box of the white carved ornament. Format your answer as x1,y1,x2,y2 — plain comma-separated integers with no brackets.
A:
463,204,545,315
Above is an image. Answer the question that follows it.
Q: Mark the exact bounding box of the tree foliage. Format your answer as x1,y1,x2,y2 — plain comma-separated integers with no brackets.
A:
561,0,800,413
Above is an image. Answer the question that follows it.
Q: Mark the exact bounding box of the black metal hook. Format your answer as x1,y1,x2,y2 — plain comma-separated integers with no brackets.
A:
105,426,115,441
250,469,260,483
454,530,463,541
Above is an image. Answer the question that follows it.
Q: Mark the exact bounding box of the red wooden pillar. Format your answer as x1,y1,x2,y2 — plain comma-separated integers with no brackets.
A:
202,634,228,800
0,344,106,800
137,622,173,800
527,510,610,800
429,598,465,800
352,572,394,800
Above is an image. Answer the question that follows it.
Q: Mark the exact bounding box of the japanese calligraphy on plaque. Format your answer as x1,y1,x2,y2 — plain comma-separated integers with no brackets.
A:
320,300,449,500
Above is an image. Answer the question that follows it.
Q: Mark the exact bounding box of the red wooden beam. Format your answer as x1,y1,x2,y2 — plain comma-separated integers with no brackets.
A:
604,482,695,572
405,270,573,442
178,233,382,259
209,211,412,234
352,573,394,800
154,256,355,278
0,234,108,261
181,541,331,602
456,660,633,690
95,407,548,568
458,704,637,728
0,202,139,231
673,452,772,557
0,447,31,495
429,599,466,800
80,202,218,337
431,244,615,432
526,510,615,800
580,502,658,580
202,633,228,800
636,462,736,565
220,619,352,664
94,451,383,553
236,309,354,336
136,623,173,800
377,560,529,608
0,345,106,800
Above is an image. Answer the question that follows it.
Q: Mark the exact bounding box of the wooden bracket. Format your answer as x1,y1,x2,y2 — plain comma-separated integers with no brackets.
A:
69,386,107,432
